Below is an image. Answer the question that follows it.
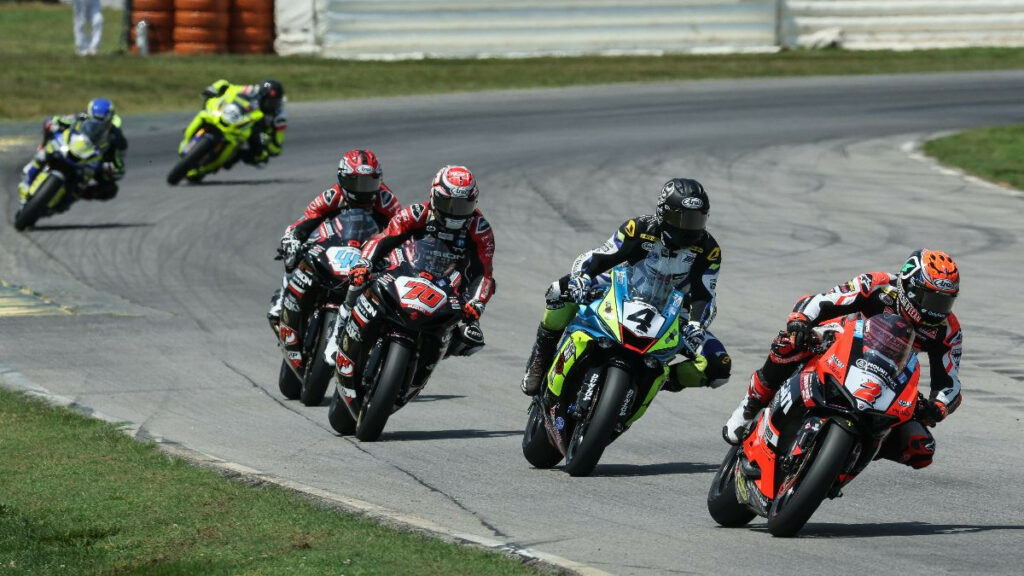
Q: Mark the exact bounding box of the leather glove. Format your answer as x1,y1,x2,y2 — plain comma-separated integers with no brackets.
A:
786,312,811,350
681,321,705,354
567,274,593,304
349,258,372,287
463,299,484,321
279,234,302,270
915,398,948,427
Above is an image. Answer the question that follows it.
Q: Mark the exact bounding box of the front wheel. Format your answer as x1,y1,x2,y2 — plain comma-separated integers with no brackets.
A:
522,399,562,469
766,423,856,537
300,310,337,406
355,339,412,442
14,174,62,231
327,389,357,435
563,365,631,477
167,134,215,185
707,444,757,527
278,359,301,400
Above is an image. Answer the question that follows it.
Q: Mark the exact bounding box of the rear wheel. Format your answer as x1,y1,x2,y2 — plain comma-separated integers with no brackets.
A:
355,340,412,442
300,310,337,406
14,175,62,231
766,423,856,537
563,366,631,477
707,444,757,527
278,359,301,400
327,389,357,435
167,134,215,185
522,399,562,468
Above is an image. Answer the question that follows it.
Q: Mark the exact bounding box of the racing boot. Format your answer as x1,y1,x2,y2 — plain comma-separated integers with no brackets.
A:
521,323,561,396
722,370,776,445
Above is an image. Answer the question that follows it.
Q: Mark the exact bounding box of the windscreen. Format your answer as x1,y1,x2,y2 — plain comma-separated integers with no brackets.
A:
861,313,916,378
626,251,676,310
79,119,108,147
404,236,461,279
329,209,378,243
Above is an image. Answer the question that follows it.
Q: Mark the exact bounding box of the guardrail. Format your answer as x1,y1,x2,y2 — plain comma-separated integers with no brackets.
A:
274,1,1024,58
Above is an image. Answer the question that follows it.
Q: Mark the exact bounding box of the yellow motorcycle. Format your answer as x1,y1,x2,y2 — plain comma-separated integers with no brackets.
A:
167,92,263,185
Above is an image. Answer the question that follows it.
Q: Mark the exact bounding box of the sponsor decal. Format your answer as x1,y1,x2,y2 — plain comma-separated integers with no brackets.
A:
858,274,874,296
640,234,658,242
619,389,635,417
898,399,912,407
336,352,354,377
555,416,565,431
681,197,704,210
356,164,373,174
279,326,298,346
829,354,845,369
707,247,720,261
286,351,302,369
641,242,654,251
624,220,636,237
474,218,491,234
345,320,362,341
934,278,956,291
341,385,357,399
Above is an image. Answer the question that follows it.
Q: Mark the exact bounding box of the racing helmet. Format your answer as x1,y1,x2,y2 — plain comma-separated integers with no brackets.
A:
429,165,478,229
656,178,709,249
259,79,284,114
86,98,115,130
337,149,382,206
896,249,959,327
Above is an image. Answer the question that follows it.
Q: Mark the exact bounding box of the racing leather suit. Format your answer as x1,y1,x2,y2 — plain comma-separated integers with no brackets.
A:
741,271,963,468
525,215,731,394
202,80,285,165
19,113,127,205
275,184,402,370
335,202,496,395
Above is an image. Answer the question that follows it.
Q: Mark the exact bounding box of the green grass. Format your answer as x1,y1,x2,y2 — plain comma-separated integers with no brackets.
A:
4,2,1024,121
0,388,544,575
923,125,1024,190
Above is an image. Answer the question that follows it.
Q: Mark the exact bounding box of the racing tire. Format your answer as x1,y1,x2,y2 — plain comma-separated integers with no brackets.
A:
522,398,562,469
300,310,337,406
355,339,412,442
278,359,301,400
14,175,61,231
563,365,631,477
167,134,215,185
766,423,856,537
327,389,357,435
707,444,757,527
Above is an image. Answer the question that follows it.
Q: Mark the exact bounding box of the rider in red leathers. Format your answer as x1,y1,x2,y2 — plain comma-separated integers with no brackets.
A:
723,249,962,470
271,150,402,370
335,165,496,396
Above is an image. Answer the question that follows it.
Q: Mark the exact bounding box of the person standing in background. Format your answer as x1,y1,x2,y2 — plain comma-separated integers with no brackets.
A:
72,0,103,56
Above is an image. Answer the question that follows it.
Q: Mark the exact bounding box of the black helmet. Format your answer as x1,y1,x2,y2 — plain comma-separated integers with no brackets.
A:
259,79,284,114
656,178,709,249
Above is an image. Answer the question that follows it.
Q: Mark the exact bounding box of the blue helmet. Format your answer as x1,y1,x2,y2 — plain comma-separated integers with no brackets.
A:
87,98,115,128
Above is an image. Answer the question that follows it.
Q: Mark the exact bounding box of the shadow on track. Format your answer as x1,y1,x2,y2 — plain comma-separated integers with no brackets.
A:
183,178,311,187
383,429,521,442
412,394,466,403
28,222,154,231
757,521,1024,538
590,461,719,478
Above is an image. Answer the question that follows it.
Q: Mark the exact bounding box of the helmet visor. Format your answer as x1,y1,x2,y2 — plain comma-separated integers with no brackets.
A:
662,209,707,232
909,288,955,316
433,195,476,218
341,173,380,194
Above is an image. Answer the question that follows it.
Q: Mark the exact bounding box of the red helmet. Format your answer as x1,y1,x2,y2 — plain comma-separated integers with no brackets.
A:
429,165,478,229
896,249,959,327
337,149,382,206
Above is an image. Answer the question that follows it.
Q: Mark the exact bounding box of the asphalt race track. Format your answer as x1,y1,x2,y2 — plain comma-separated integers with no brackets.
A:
3,70,1024,576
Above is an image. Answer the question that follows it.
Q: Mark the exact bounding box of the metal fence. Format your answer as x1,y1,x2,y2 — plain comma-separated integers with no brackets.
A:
274,1,1024,58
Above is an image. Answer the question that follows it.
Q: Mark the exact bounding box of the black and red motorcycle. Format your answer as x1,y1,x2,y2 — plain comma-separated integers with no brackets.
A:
327,236,480,441
276,209,378,406
708,313,924,537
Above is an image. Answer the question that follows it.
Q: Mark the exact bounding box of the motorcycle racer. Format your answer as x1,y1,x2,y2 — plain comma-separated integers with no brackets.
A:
18,97,126,205
271,150,402,370
335,165,496,394
723,249,963,470
199,79,285,166
520,178,732,396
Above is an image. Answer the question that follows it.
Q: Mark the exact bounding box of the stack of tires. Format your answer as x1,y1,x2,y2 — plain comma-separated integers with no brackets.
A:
229,0,275,54
173,0,230,55
131,0,174,53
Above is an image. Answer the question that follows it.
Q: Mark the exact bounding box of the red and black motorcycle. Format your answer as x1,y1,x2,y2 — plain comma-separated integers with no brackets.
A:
708,312,923,537
276,209,379,406
327,237,479,441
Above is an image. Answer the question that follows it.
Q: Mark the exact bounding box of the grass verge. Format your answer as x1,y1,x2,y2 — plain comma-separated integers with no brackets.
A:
0,388,544,575
923,125,1024,190
4,3,1024,121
